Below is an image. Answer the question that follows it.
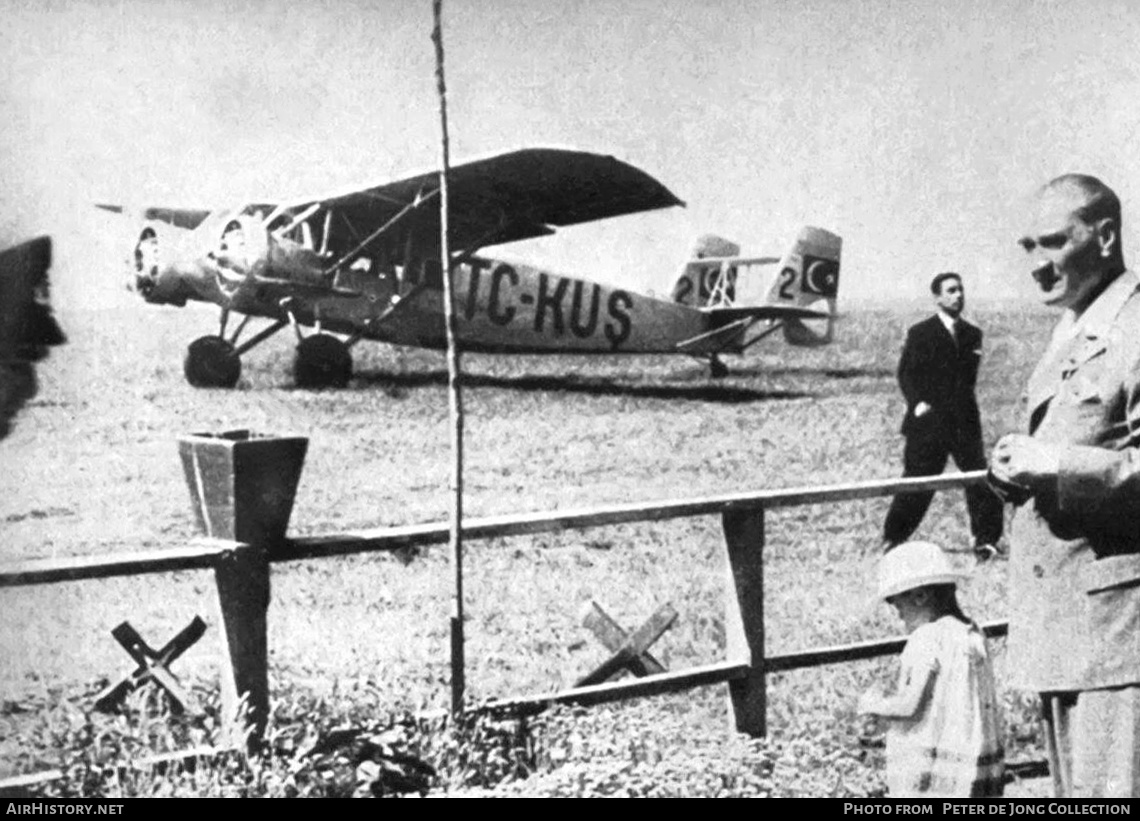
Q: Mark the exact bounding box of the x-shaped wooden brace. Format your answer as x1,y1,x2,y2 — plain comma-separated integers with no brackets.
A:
575,601,677,687
94,616,207,715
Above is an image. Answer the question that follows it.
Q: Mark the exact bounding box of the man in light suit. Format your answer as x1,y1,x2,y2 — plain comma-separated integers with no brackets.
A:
881,273,1004,557
990,173,1140,797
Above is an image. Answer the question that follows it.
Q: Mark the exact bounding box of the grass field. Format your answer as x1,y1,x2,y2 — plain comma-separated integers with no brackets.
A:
0,299,1057,796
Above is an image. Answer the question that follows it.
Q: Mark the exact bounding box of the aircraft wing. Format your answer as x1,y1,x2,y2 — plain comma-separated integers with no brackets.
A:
99,149,683,254
312,148,685,251
95,204,217,231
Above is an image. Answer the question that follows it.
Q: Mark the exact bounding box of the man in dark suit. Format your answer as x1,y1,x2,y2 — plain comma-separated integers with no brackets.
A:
881,272,1004,558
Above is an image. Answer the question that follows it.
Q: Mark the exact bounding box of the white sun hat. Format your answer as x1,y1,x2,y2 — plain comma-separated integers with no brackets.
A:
877,541,969,600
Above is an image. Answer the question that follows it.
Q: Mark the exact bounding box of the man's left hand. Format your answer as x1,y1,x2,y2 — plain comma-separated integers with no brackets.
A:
990,434,1060,489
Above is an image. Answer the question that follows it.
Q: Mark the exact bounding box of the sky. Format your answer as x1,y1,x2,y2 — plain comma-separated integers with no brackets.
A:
2,0,1140,309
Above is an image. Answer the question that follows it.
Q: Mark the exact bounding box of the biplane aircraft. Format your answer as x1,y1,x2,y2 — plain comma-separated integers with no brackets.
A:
99,149,841,388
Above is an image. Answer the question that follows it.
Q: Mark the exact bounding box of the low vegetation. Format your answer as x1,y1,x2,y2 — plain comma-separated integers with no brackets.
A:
1,302,1054,796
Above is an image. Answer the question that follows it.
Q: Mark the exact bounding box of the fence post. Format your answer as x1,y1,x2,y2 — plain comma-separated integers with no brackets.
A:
178,431,308,752
721,507,766,736
213,543,270,752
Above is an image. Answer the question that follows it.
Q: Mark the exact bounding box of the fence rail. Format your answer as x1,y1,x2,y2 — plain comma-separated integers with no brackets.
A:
0,469,999,757
484,619,1010,716
1,471,985,586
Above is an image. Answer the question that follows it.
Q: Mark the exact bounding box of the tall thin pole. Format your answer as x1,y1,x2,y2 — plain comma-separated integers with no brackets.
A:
431,0,465,716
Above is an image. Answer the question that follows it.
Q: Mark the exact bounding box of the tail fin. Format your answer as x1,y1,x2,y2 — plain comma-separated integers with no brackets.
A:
765,226,841,347
669,234,777,309
670,226,842,346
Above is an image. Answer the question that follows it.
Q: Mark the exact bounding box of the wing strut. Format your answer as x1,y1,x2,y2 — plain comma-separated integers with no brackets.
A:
319,210,333,256
260,204,288,231
321,189,441,282
273,203,321,238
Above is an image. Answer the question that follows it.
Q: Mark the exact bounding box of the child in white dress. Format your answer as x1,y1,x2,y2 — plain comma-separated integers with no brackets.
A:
858,541,1005,797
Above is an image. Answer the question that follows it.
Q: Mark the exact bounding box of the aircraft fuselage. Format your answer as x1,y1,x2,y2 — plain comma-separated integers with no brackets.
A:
136,222,731,356
329,258,717,354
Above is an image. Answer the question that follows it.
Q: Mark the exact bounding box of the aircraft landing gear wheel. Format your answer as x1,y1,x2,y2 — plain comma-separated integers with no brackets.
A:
184,335,241,388
709,356,729,379
294,334,352,389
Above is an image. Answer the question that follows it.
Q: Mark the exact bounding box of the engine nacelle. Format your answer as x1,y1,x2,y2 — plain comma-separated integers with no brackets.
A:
203,213,278,308
131,220,195,305
212,214,270,275
129,209,332,312
212,213,326,293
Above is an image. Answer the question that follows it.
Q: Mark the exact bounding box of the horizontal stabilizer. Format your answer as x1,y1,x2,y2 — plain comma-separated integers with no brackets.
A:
675,318,751,354
706,305,829,322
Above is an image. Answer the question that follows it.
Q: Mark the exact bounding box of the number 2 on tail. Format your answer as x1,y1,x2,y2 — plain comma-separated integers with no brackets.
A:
777,267,797,300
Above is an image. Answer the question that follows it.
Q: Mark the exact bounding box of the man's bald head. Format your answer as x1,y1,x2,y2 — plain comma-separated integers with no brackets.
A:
1040,174,1123,239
